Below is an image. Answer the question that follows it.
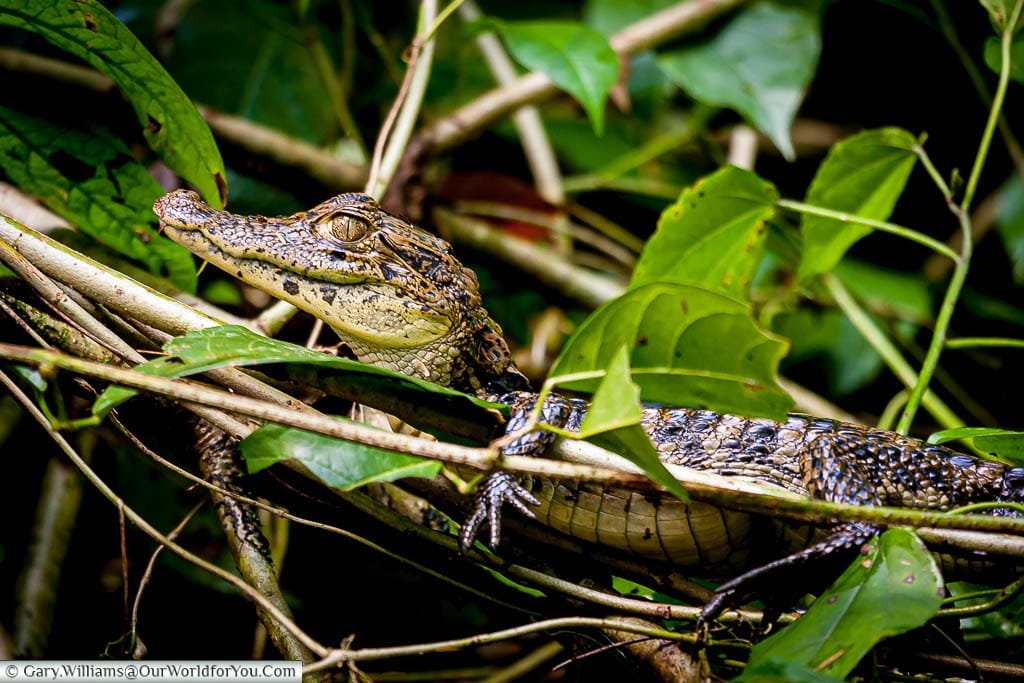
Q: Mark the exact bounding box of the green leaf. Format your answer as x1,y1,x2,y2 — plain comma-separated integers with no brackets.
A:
979,0,1024,33
747,529,943,677
92,357,187,417
928,427,1024,465
736,658,844,683
950,581,1024,640
0,0,226,206
570,345,689,503
241,423,441,487
995,175,1024,283
631,166,777,297
834,260,934,325
773,309,883,397
167,0,336,144
491,20,619,135
0,106,197,292
983,35,1024,82
798,127,918,280
93,326,499,425
584,0,678,36
549,283,792,419
657,1,822,160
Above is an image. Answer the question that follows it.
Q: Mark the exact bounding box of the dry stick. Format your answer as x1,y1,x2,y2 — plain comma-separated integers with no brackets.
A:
417,0,749,154
0,370,329,659
13,449,85,658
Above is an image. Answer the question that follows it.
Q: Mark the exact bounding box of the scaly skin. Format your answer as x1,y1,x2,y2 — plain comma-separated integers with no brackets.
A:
155,190,1024,622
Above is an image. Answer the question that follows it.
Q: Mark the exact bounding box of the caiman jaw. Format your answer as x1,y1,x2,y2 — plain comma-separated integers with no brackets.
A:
154,190,515,391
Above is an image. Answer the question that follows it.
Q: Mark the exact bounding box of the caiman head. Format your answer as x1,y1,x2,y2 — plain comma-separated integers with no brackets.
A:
154,190,521,394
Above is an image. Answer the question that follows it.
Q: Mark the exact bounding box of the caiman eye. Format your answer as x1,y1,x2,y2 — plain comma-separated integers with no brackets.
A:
326,214,370,242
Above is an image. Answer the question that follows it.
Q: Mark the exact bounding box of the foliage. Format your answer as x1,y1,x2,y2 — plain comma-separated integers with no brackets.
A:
1,0,1023,679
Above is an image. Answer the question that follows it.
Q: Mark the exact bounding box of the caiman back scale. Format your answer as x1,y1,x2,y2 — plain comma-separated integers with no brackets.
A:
154,190,1024,618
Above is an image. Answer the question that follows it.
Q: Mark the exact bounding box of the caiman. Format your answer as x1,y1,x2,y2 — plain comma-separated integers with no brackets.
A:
153,189,1024,623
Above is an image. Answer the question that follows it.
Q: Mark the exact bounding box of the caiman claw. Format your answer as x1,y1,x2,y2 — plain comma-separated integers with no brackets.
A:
459,472,540,552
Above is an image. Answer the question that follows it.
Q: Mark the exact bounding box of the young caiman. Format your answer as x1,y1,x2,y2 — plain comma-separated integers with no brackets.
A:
153,189,1024,623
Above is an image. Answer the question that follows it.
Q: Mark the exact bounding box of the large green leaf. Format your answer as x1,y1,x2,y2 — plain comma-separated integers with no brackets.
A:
549,283,792,419
491,19,619,135
746,529,943,677
798,127,918,280
167,0,336,145
631,166,777,297
242,423,441,487
657,1,821,160
0,0,226,206
568,346,689,502
0,107,197,292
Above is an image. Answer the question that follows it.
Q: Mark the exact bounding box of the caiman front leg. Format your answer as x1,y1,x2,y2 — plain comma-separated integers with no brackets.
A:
459,391,583,551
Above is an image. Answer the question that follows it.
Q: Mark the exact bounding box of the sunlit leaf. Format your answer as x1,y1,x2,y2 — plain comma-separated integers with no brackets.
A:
549,283,791,419
490,19,619,135
631,166,777,297
747,529,942,677
0,0,226,206
798,127,918,280
657,1,822,159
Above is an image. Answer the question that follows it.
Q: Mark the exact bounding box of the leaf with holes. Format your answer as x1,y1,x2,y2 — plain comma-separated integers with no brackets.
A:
631,166,777,297
746,529,942,677
549,283,791,419
0,0,226,206
0,106,197,291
